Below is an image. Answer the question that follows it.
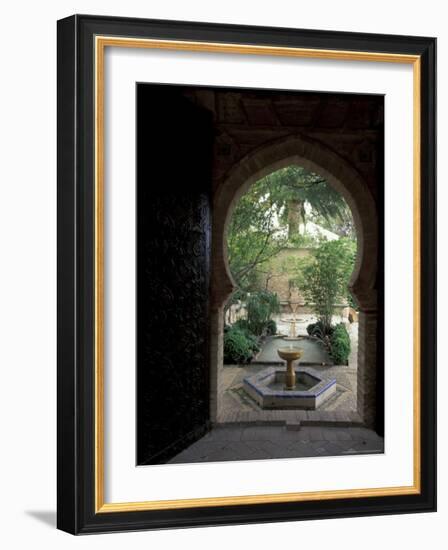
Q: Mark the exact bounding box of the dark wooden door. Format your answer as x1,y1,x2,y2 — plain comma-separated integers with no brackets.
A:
136,84,213,464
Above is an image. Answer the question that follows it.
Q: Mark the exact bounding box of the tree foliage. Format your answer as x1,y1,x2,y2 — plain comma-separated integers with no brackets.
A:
226,182,287,291
226,165,354,294
260,166,353,241
246,290,280,336
295,238,356,333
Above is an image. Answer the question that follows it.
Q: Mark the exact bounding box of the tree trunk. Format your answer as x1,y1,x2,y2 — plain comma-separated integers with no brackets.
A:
287,199,302,239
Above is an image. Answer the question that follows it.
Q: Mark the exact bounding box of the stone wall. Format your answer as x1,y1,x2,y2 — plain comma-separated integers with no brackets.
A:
183,88,383,202
260,247,310,304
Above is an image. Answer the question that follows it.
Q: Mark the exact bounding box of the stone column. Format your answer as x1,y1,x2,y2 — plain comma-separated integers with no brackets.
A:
357,309,378,428
209,305,224,424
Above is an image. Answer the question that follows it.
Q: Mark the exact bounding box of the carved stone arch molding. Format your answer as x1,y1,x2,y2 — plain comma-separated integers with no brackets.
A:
209,134,380,429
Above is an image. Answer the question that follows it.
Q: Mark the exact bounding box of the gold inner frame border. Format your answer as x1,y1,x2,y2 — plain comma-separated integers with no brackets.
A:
94,35,421,513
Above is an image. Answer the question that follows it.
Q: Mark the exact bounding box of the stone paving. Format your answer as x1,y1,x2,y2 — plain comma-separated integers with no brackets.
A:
168,425,384,464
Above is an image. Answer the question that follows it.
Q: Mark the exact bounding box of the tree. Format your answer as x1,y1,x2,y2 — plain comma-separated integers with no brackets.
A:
226,182,288,292
246,290,280,335
295,238,356,333
259,166,352,242
226,165,356,315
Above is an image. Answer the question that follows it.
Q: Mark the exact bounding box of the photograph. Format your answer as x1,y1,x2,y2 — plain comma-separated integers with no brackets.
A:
136,83,385,466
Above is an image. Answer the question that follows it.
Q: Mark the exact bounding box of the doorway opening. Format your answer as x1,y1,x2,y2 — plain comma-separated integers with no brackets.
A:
220,163,359,422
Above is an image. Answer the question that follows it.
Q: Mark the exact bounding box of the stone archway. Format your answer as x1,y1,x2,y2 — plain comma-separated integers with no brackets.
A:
210,134,379,428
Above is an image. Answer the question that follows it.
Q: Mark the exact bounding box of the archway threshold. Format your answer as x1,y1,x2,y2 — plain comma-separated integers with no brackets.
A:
218,409,363,426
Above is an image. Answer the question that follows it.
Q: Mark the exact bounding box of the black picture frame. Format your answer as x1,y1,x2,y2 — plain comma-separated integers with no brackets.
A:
57,14,436,534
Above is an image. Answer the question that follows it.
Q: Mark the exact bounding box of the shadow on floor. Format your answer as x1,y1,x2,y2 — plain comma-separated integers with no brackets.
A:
25,510,56,528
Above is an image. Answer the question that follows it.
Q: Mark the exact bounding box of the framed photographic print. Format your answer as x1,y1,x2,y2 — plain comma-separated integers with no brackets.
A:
57,14,436,534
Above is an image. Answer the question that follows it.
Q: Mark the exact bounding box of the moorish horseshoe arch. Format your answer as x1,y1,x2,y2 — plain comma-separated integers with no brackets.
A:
209,134,380,429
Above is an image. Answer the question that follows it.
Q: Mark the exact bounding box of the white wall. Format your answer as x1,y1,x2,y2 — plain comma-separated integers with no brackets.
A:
0,0,444,547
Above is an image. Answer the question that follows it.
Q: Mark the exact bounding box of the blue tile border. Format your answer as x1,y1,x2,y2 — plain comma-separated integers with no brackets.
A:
243,366,336,403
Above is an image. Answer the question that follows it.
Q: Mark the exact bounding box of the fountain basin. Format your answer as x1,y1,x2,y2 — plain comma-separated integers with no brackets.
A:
243,367,336,409
277,347,303,361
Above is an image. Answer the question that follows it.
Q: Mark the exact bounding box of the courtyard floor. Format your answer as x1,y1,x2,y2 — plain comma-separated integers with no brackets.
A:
168,425,384,464
219,316,359,423
167,317,378,466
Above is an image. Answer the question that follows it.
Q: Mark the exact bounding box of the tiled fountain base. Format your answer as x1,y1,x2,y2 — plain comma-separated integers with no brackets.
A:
243,366,337,409
219,364,358,425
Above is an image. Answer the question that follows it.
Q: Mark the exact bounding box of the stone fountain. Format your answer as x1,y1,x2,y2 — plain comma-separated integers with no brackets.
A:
277,346,303,390
283,287,305,341
242,343,336,409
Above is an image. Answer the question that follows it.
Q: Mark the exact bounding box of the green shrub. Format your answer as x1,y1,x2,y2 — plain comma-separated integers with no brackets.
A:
330,323,351,364
306,321,334,338
233,319,251,333
246,332,260,354
265,319,277,335
223,327,255,365
232,320,260,353
241,329,260,355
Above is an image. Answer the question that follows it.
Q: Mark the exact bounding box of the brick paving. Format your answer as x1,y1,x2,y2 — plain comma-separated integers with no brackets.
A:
168,425,384,464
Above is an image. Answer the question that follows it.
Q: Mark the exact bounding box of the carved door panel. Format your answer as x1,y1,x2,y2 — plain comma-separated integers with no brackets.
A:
136,84,213,464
